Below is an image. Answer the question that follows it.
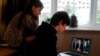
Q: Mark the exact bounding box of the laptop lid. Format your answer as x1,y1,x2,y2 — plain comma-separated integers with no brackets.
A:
69,36,92,55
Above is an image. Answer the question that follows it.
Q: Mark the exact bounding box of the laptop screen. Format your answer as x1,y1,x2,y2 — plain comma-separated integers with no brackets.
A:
71,36,91,54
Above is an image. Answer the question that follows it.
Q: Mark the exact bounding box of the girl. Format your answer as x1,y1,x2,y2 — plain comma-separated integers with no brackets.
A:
3,0,43,48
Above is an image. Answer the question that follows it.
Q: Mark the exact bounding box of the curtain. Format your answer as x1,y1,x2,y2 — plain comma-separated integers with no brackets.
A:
2,0,30,26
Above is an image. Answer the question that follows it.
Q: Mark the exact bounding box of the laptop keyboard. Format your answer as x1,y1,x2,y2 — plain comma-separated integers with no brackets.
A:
64,52,80,56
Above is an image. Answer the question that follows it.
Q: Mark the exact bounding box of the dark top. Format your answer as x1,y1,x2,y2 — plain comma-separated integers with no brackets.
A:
75,43,83,52
16,22,57,56
33,22,57,56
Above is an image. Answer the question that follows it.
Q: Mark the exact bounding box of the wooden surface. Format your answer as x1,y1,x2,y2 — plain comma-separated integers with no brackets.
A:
0,47,15,56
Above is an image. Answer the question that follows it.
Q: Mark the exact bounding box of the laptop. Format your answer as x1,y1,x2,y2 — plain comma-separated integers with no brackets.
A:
59,36,92,56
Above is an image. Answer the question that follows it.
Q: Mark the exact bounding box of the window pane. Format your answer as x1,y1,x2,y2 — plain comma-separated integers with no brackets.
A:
57,0,91,26
96,0,100,23
39,0,51,25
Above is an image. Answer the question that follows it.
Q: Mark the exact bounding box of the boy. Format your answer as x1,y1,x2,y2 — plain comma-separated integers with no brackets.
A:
33,11,70,56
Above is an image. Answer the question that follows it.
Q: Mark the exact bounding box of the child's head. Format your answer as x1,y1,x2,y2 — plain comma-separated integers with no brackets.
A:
50,11,70,32
25,0,43,17
77,39,82,44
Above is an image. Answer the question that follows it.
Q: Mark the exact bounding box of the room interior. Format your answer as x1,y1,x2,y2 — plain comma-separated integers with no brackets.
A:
0,0,100,56
57,29,100,56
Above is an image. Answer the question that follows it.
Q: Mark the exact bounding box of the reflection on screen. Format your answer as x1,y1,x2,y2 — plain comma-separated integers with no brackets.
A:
71,37,91,54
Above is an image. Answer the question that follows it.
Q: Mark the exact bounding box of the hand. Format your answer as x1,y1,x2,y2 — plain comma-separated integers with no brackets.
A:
76,48,81,52
26,36,36,42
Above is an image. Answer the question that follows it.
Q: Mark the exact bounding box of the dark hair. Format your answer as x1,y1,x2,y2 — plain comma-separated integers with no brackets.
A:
17,0,43,29
50,11,70,26
24,0,43,15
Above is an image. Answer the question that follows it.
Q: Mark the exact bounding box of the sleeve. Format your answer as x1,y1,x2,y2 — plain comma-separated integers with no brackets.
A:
22,15,36,30
3,25,18,47
3,12,22,47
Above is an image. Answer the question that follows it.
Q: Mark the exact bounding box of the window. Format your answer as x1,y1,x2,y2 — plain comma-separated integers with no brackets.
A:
96,0,100,23
57,0,91,25
40,0,99,27
39,0,51,25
